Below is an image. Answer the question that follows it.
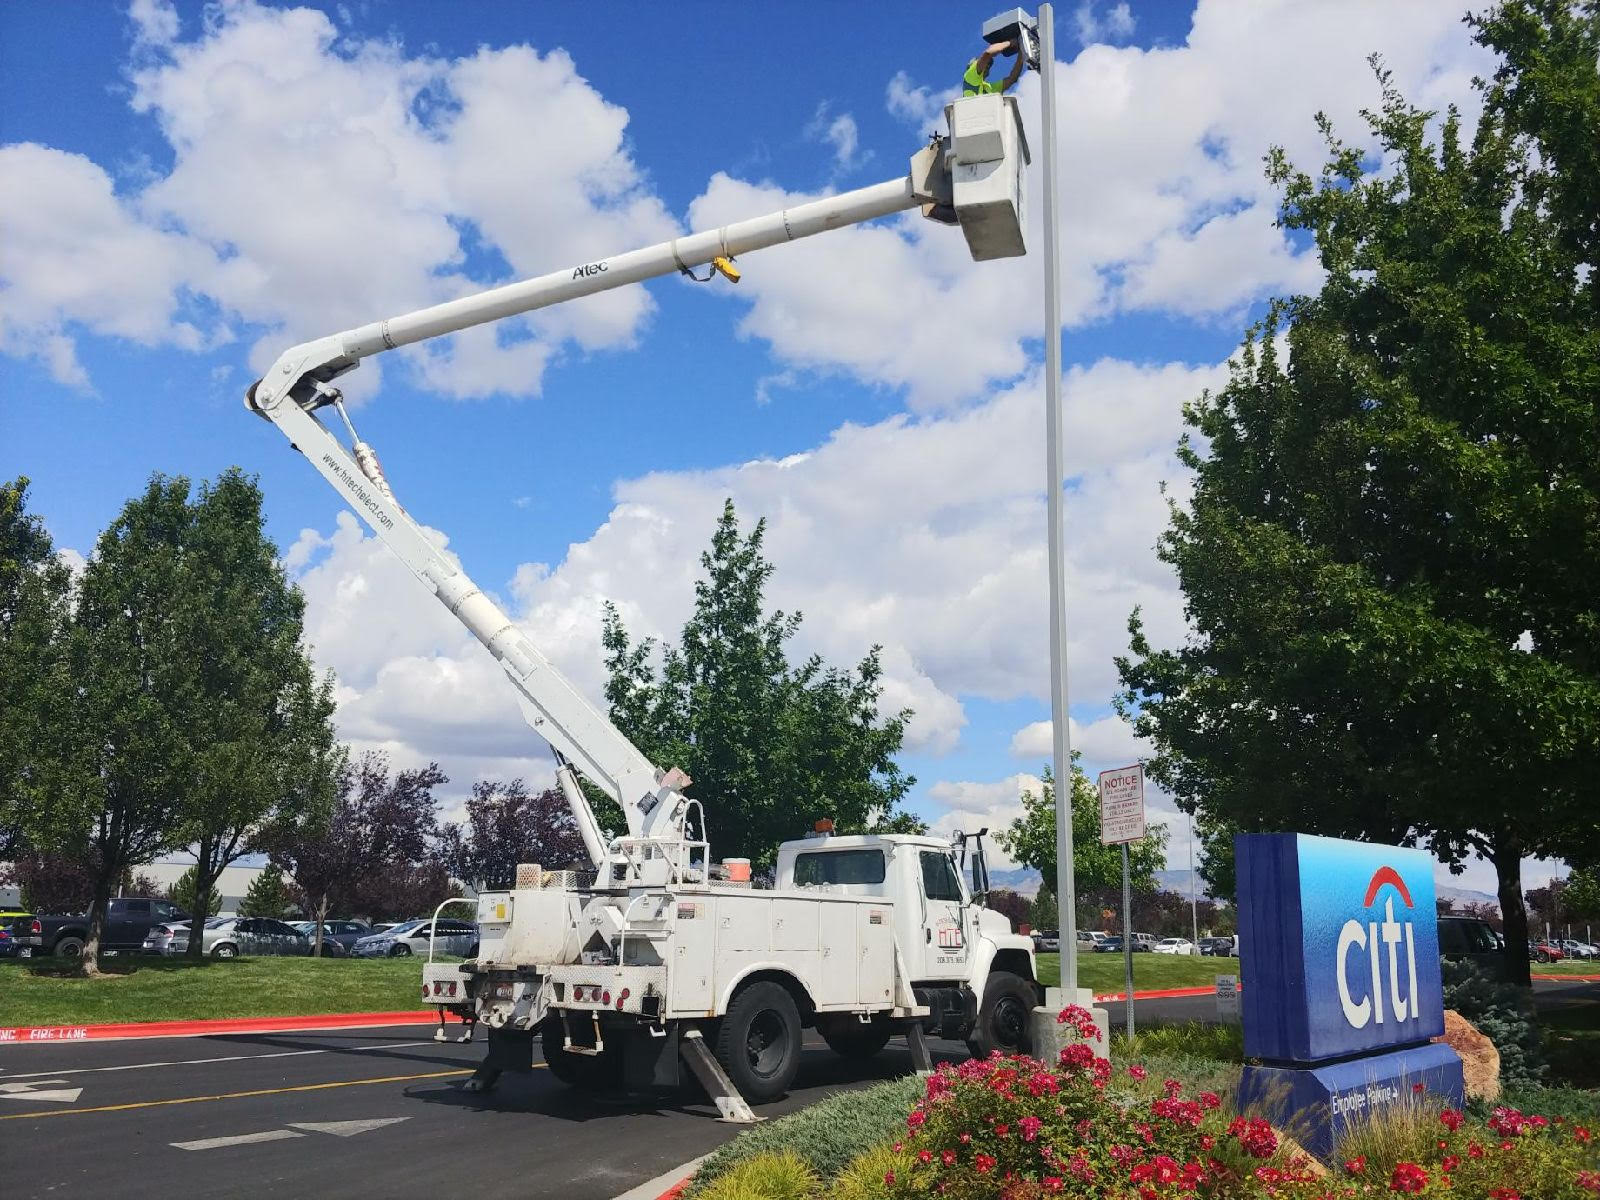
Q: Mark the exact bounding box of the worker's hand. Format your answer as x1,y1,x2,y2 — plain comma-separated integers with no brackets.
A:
987,39,1013,54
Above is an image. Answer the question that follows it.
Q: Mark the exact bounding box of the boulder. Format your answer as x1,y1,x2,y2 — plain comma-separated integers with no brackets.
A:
1433,1009,1500,1102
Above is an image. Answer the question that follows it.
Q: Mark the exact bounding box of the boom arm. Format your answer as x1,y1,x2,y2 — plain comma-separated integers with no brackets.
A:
246,104,1026,870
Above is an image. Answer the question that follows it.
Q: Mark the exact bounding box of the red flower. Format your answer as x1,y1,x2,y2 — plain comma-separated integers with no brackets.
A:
1199,1090,1221,1109
940,1149,956,1166
975,1153,996,1174
1440,1108,1464,1131
1575,1169,1600,1191
1128,1064,1148,1080
1468,1142,1484,1158
1442,1155,1460,1171
883,1171,895,1185
1019,1116,1042,1142
1042,1176,1063,1192
1489,1190,1521,1200
1389,1162,1429,1193
1412,1082,1426,1094
917,1149,932,1164
1577,1126,1592,1143
1344,1156,1368,1174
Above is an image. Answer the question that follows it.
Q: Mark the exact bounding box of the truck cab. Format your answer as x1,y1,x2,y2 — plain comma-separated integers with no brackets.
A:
774,831,1040,1054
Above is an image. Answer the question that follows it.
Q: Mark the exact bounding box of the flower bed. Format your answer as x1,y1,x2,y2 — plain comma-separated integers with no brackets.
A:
691,1005,1600,1199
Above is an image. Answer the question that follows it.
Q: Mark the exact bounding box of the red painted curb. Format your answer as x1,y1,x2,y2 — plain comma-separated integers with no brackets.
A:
1092,984,1240,1002
654,1180,692,1200
1533,972,1600,981
0,1009,436,1045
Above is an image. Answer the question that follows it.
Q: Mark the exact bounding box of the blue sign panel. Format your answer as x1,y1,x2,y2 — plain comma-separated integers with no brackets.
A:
1237,833,1445,1064
1238,1042,1464,1159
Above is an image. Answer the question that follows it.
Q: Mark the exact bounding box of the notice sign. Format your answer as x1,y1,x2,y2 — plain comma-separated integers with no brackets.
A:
1215,974,1239,1022
1097,764,1146,845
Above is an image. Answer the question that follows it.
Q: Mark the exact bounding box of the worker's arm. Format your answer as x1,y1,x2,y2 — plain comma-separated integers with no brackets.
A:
1001,44,1026,92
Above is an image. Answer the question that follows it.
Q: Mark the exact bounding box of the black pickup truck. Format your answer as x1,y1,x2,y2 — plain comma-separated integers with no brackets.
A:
32,897,191,959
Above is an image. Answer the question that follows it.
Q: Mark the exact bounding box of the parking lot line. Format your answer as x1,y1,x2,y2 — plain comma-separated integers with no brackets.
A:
172,1128,306,1151
1,1041,433,1081
0,1066,482,1120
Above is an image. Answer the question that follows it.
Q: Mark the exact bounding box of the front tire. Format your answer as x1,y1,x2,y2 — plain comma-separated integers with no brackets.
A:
54,936,84,961
714,981,802,1102
967,970,1035,1059
391,944,412,957
211,943,237,960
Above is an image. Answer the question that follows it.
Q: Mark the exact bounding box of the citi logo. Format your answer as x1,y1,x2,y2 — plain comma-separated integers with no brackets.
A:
1335,866,1420,1030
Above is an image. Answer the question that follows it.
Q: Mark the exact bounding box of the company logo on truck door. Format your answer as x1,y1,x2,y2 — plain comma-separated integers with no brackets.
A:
1336,866,1420,1030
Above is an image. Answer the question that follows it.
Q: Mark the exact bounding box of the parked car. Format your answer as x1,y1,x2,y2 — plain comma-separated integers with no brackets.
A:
1101,934,1126,953
32,897,190,959
1030,928,1060,953
1529,940,1565,963
1132,933,1157,953
143,916,311,958
0,912,41,959
1558,939,1595,960
295,919,373,956
1199,935,1236,957
351,918,476,958
1437,915,1501,968
1153,937,1197,956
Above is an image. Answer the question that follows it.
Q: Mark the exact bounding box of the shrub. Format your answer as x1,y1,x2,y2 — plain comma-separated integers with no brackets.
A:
690,1151,815,1200
1441,959,1546,1088
832,1142,915,1200
687,1076,921,1193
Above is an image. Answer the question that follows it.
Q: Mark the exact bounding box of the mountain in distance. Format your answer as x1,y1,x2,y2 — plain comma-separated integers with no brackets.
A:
986,867,1042,897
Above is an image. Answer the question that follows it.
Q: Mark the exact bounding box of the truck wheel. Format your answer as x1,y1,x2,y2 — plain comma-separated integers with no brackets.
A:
819,1019,892,1060
540,1017,620,1088
714,981,802,1102
967,971,1035,1059
211,943,237,960
54,936,85,960
391,944,412,957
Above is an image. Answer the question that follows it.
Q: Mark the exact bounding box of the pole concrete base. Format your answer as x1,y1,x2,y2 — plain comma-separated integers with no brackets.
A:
1031,986,1112,1066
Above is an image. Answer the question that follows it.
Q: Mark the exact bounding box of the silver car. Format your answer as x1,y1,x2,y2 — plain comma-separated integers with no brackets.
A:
143,916,311,958
350,918,476,958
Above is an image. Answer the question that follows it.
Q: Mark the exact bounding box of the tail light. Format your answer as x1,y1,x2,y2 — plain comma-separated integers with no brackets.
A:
30,919,40,934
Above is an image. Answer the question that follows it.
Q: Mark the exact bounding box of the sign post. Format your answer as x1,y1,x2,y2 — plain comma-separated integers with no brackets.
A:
1098,764,1146,1039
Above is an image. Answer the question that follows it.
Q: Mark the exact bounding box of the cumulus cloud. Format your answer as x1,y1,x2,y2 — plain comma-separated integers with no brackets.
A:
1010,714,1150,766
885,70,952,131
3,1,675,395
1074,2,1136,46
805,104,867,173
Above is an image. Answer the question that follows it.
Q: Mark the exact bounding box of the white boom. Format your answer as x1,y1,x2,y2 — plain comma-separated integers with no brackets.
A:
246,97,1028,874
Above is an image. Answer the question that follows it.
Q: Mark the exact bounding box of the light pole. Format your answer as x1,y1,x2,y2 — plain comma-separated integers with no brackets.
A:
1034,0,1078,998
1188,810,1200,947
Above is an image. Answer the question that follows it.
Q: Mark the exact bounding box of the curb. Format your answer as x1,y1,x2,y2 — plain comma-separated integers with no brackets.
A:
609,1152,709,1200
1093,984,1237,1002
1533,972,1600,981
0,1009,436,1045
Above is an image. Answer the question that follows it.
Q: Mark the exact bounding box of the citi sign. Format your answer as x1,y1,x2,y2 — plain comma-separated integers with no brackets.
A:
1335,866,1420,1030
1237,833,1445,1064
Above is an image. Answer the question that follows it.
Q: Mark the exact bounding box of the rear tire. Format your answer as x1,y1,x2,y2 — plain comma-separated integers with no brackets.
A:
211,943,237,960
967,970,1035,1059
714,981,802,1102
540,1016,620,1088
54,936,84,961
819,1017,892,1060
391,944,412,957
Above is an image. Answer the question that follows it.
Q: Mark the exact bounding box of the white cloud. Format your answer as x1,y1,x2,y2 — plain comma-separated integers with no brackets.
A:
0,144,221,388
926,774,1042,869
885,70,952,131
1074,2,1136,46
805,104,866,173
1010,713,1150,766
4,1,675,395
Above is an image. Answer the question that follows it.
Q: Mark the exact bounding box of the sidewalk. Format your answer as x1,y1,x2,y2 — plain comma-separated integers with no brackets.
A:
0,1009,435,1044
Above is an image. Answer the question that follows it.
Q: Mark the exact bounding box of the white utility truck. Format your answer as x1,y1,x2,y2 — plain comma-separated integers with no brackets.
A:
245,19,1044,1120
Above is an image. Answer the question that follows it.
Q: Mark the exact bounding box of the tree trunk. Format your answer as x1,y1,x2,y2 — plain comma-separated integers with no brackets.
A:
1493,832,1532,988
314,894,328,958
78,861,118,979
187,834,215,960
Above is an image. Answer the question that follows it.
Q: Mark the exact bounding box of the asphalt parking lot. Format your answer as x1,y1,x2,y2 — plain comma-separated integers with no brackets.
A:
2,981,1589,1200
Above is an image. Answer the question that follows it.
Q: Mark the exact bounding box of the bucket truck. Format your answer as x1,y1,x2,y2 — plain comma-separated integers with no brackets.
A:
246,87,1039,1120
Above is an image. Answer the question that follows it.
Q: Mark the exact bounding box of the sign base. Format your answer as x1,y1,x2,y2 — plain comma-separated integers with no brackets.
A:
1237,1041,1464,1160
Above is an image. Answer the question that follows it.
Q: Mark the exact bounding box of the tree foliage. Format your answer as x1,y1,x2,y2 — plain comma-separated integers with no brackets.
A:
165,866,221,919
1116,2,1600,987
261,751,452,950
984,888,1032,931
239,864,293,919
437,779,588,889
995,759,1168,932
0,477,73,859
602,500,920,866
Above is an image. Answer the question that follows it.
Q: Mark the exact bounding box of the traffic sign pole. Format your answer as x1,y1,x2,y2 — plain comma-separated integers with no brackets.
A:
1121,841,1134,1038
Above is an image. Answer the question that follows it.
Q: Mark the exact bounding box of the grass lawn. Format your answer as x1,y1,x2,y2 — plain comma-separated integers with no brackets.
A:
1035,951,1239,992
0,956,437,1027
1531,960,1600,975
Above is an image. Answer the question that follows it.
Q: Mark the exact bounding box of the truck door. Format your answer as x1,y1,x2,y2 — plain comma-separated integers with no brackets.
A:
109,899,149,947
917,850,970,981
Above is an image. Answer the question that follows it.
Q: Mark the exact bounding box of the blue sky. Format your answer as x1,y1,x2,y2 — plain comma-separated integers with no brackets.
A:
1,1,1544,895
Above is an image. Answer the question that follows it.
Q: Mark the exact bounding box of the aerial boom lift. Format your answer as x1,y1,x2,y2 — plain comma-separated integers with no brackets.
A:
247,74,1037,1119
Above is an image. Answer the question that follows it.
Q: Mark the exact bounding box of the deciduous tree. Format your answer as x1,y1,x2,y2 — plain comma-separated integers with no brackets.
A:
602,500,920,867
437,779,588,890
1117,2,1600,987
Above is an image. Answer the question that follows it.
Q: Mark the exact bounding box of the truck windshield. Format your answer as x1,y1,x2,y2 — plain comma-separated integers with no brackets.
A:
793,849,885,886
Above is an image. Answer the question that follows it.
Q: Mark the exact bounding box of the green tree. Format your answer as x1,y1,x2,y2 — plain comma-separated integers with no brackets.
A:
166,866,221,919
0,478,73,858
1116,2,1600,987
1027,889,1059,931
165,470,341,960
995,759,1168,932
238,864,293,919
602,500,920,867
